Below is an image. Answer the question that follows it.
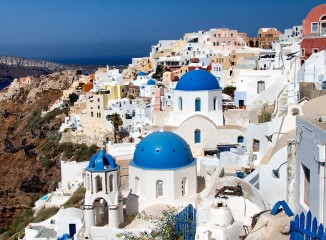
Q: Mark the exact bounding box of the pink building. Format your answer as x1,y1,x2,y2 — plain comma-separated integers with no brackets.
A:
210,28,238,50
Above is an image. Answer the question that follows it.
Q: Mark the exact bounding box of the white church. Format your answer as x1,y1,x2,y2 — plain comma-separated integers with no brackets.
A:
154,69,245,155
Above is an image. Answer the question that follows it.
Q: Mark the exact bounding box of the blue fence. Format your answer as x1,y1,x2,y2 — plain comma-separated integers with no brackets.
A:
290,211,326,239
175,204,196,240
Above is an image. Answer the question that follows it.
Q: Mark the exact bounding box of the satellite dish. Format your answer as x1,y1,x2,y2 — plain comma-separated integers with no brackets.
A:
318,74,324,81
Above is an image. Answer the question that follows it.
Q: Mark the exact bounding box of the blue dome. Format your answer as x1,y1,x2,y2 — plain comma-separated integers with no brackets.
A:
147,79,156,85
137,71,146,77
86,149,119,172
130,131,195,170
176,69,221,91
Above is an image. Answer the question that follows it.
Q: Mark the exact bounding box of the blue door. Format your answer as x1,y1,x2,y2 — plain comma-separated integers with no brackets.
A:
69,224,76,239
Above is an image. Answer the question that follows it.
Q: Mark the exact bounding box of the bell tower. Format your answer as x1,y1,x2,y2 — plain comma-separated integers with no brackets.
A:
84,149,123,232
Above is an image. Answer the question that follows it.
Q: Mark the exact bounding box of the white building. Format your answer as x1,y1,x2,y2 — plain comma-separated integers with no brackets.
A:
126,131,197,214
94,67,122,91
139,79,156,98
84,150,123,232
295,114,326,224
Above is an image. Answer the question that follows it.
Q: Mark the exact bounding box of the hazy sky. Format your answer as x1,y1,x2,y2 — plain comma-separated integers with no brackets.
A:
0,0,324,64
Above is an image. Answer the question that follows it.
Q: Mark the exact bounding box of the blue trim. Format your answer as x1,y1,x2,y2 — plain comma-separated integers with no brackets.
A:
271,200,294,216
86,149,119,172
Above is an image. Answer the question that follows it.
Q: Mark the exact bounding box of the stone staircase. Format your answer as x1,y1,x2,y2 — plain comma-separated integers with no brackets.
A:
272,85,288,118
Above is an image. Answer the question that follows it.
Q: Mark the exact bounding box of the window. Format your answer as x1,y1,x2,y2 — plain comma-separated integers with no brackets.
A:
195,98,201,111
181,177,188,196
302,164,310,206
313,48,319,53
156,180,163,197
135,177,140,194
98,113,101,118
194,129,201,143
321,22,326,35
238,136,244,144
98,105,100,109
301,48,305,57
179,97,183,111
109,175,114,192
122,89,125,92
97,98,100,102
213,97,217,110
95,175,102,192
87,174,91,191
311,22,318,33
253,139,260,152
257,81,265,94
91,112,93,117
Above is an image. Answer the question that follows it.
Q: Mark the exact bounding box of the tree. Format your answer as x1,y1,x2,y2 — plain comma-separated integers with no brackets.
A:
222,85,236,98
117,208,184,240
106,113,123,143
68,93,79,106
152,64,164,80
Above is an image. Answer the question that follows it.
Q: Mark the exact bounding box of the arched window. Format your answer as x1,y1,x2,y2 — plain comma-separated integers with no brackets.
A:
156,180,163,198
194,129,201,143
109,175,114,192
181,177,188,196
87,174,91,191
238,136,244,144
213,97,217,111
95,175,102,193
135,177,140,194
179,97,183,111
195,98,201,112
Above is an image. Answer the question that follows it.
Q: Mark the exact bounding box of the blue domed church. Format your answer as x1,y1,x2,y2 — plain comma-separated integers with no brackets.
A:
172,69,224,153
126,131,197,214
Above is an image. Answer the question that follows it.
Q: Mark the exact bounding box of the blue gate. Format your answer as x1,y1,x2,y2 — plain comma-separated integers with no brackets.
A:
290,211,326,239
175,204,196,240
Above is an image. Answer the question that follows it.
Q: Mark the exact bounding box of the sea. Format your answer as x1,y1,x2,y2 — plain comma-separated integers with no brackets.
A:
0,81,10,91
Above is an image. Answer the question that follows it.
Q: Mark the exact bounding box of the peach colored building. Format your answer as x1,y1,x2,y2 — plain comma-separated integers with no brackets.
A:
210,28,239,50
301,4,326,63
257,28,281,49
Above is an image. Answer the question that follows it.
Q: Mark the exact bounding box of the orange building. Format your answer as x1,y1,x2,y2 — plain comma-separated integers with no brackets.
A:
301,4,326,63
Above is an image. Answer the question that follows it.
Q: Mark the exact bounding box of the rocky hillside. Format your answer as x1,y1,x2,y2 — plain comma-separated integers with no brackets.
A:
0,56,67,71
0,70,97,237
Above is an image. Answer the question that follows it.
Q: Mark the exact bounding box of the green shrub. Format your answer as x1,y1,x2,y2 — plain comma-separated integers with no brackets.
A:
7,209,33,236
32,207,59,223
63,187,86,208
40,155,52,170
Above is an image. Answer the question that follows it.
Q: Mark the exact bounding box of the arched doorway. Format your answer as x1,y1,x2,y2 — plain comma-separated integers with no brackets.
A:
93,198,109,226
249,40,254,47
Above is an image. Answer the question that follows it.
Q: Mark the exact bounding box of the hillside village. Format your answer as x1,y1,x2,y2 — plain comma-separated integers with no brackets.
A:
1,3,326,240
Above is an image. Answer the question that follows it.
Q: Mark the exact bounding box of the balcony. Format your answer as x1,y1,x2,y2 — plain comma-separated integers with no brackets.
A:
302,32,326,39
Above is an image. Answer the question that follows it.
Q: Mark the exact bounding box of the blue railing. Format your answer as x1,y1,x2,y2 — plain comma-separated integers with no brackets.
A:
290,211,326,240
175,204,196,240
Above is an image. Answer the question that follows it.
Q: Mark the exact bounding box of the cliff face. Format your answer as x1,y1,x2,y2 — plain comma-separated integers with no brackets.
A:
0,71,77,231
0,56,68,71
